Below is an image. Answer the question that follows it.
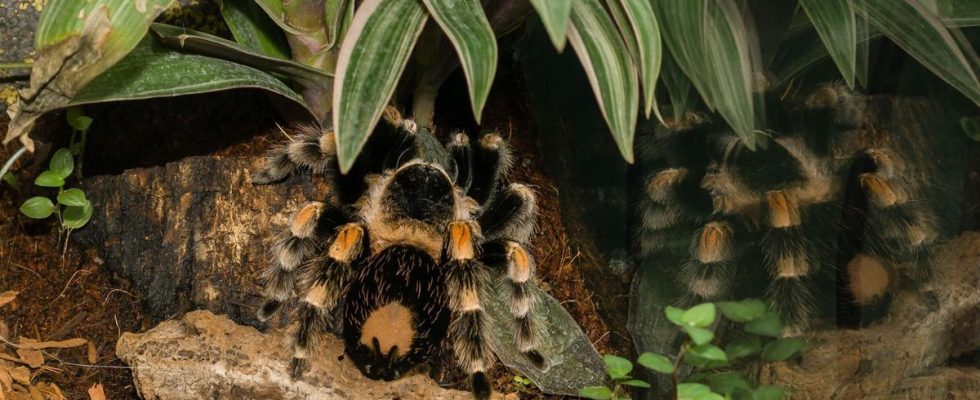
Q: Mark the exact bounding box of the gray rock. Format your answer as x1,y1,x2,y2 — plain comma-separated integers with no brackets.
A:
116,310,471,400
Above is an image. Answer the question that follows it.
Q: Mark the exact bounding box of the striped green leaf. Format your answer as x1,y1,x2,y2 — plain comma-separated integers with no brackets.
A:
609,0,662,118
422,0,498,123
857,0,980,105
566,0,639,163
70,36,310,116
5,0,175,149
530,0,572,51
219,0,290,59
324,0,352,49
800,0,857,87
150,23,332,120
661,52,693,119
657,0,760,149
333,0,429,173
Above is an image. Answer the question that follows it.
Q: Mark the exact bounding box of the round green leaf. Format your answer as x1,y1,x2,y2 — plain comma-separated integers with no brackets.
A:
621,379,652,388
682,303,716,327
694,393,725,400
678,383,712,400
57,188,88,207
744,312,782,337
961,117,980,142
637,352,675,374
717,299,767,322
603,354,634,379
752,385,787,400
725,337,762,360
66,107,93,131
49,148,74,179
62,200,94,229
579,386,613,400
684,325,715,346
762,338,804,361
665,305,686,325
688,344,728,362
34,171,66,188
703,371,752,396
20,197,56,219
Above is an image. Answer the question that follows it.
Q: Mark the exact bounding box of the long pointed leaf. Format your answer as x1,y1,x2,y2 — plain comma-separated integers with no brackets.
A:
334,0,428,173
661,51,693,119
6,0,175,150
530,0,572,51
614,0,662,118
566,0,639,163
658,0,759,149
800,0,857,87
70,36,310,114
151,23,332,120
705,1,760,149
422,0,498,124
857,0,980,105
218,0,290,59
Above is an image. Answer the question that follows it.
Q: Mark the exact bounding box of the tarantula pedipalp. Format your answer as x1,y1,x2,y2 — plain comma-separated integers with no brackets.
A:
635,84,943,331
251,110,544,399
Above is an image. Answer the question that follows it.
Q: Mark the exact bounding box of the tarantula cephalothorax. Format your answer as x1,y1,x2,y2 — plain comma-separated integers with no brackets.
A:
251,109,544,399
635,83,949,332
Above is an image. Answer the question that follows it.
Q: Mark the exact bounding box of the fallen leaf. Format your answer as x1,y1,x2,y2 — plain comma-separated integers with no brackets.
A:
15,349,43,369
18,338,87,350
28,385,43,400
0,292,17,308
87,384,106,400
0,366,12,391
8,366,29,385
39,382,65,400
86,341,97,365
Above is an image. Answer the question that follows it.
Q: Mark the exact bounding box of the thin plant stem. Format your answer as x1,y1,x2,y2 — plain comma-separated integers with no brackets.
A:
0,62,32,70
672,339,689,400
0,146,28,181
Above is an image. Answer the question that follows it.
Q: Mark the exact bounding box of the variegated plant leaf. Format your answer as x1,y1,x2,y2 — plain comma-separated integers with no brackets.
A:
529,0,572,51
799,0,857,87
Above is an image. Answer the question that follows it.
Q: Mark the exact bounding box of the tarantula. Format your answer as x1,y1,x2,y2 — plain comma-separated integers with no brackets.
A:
635,83,947,331
251,109,544,399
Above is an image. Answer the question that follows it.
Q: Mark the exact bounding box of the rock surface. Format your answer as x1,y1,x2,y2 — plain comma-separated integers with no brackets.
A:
75,155,607,395
116,310,471,400
762,232,980,399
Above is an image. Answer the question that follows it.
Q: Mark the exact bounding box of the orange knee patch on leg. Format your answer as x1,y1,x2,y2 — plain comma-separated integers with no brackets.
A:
507,243,532,283
765,190,800,228
860,174,899,207
448,222,476,260
291,202,324,238
359,302,415,358
847,254,891,305
329,224,364,261
697,222,732,263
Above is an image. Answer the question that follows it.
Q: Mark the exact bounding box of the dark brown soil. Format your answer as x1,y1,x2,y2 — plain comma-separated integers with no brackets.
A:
1,118,144,398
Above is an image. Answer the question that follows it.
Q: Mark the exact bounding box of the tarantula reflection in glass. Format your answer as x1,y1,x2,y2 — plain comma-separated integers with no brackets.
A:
251,109,544,399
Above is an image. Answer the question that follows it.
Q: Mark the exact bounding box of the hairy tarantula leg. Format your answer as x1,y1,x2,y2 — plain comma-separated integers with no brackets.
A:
479,183,537,242
468,132,513,205
501,241,546,367
680,220,736,301
291,222,367,380
762,190,816,331
257,202,328,321
443,221,494,400
447,132,473,193
858,152,937,259
252,126,338,184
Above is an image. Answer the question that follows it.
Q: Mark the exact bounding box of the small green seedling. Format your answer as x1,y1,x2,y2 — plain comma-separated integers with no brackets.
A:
18,108,95,252
512,375,535,394
580,299,803,400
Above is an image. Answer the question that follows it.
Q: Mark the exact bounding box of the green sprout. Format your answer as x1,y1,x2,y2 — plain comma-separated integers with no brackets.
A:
580,299,804,400
18,107,95,252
